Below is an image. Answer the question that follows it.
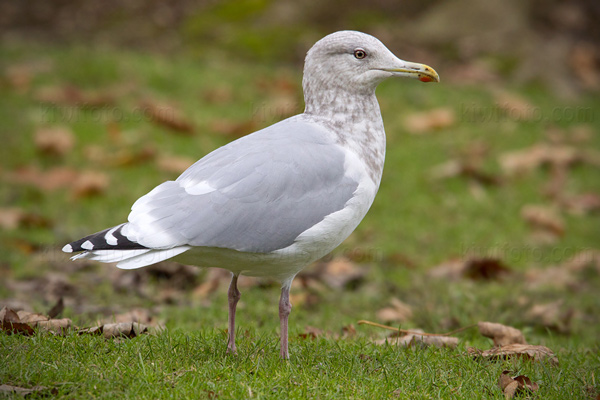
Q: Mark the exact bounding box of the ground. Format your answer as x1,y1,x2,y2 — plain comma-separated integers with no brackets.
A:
0,40,599,399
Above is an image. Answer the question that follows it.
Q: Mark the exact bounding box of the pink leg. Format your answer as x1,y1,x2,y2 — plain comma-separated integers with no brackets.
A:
227,273,241,354
279,284,292,359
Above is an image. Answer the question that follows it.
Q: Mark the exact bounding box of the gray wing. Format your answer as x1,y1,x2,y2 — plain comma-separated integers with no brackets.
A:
122,117,359,253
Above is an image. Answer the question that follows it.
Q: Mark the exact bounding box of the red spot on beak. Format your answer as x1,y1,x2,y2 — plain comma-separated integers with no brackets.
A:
419,76,433,83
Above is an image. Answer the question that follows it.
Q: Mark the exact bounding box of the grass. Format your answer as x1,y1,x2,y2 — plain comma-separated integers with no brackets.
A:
1,40,599,399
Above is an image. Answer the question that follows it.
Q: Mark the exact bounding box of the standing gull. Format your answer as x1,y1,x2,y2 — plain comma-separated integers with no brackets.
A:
63,30,439,359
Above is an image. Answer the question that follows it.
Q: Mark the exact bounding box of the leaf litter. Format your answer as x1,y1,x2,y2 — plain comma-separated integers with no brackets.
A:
498,370,539,399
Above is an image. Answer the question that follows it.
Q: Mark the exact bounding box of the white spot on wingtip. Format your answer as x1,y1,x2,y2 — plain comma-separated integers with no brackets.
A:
62,244,73,253
81,240,94,250
105,226,119,245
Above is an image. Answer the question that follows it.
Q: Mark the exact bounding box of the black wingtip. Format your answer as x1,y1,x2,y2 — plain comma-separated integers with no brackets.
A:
64,224,148,252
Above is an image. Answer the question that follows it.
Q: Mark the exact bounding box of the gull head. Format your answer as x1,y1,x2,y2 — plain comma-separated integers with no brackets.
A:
303,30,439,96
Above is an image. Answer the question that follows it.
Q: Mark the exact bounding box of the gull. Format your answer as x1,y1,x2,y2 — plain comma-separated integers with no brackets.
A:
63,30,439,359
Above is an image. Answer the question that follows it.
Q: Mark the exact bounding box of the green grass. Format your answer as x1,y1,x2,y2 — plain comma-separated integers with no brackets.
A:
1,329,596,399
1,41,599,399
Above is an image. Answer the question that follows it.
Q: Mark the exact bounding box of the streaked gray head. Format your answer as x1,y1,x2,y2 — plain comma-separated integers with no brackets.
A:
303,31,439,103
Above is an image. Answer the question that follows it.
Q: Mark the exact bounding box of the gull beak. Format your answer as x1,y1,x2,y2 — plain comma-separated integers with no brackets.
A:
383,61,440,83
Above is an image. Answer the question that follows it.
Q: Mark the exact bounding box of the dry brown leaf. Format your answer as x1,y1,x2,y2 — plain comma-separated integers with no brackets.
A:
498,370,539,399
341,324,357,338
4,165,78,191
156,155,195,174
429,159,500,186
526,301,573,334
494,92,537,121
202,86,234,104
140,100,194,134
37,318,72,334
560,192,600,215
47,297,64,319
34,127,75,156
376,298,413,323
570,43,600,90
103,322,147,338
209,118,257,138
428,257,511,281
525,266,575,290
192,268,231,299
71,170,109,198
80,322,148,339
521,204,565,236
0,307,35,336
105,308,155,325
110,146,157,167
34,85,115,107
478,321,526,346
562,250,600,273
468,344,558,365
404,107,455,134
375,330,458,348
13,309,72,334
0,207,25,230
298,325,324,339
0,384,57,397
4,65,33,92
499,143,580,175
318,257,366,289
17,310,49,324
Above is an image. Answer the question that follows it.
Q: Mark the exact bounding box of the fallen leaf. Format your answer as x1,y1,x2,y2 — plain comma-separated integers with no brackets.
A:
4,165,78,192
468,344,558,365
103,308,155,325
156,155,195,174
0,207,25,230
17,310,49,324
34,85,115,107
525,265,576,290
209,118,257,138
80,322,148,339
0,306,34,335
140,99,194,134
317,257,366,289
560,192,600,215
494,92,539,121
526,301,574,334
298,325,323,339
428,258,511,281
478,321,526,346
14,309,72,334
341,324,357,338
376,298,413,323
498,370,539,399
562,250,600,273
570,43,600,90
110,146,156,167
47,297,64,319
499,143,581,175
521,204,565,237
192,269,230,300
202,86,234,104
70,170,109,198
34,127,75,156
37,318,72,334
429,159,500,186
103,322,147,338
0,384,57,397
404,107,455,134
375,330,459,348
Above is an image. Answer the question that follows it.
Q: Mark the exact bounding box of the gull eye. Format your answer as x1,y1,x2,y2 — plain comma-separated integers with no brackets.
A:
353,49,367,59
